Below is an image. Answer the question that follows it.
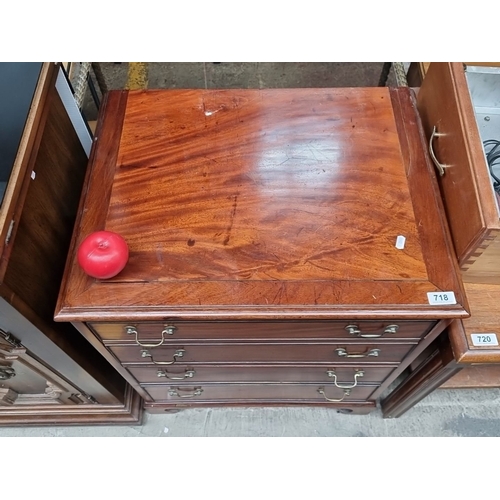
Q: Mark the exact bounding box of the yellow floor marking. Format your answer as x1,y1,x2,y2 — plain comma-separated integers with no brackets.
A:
126,63,148,90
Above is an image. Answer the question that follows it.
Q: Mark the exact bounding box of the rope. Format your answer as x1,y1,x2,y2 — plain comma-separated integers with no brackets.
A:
73,62,91,109
378,62,409,87
393,62,408,87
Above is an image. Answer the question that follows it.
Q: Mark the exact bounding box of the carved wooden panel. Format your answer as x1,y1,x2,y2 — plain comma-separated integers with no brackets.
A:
0,329,92,407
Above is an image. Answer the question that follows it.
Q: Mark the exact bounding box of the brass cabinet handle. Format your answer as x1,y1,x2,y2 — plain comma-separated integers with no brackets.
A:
125,325,177,347
141,348,185,365
318,387,351,402
157,368,195,380
336,347,380,358
344,325,362,336
326,369,364,389
429,125,447,176
0,366,16,380
168,388,203,398
345,324,399,338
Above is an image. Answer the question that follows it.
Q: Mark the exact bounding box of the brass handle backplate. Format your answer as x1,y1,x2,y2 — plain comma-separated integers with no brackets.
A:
326,369,364,389
157,368,195,380
336,347,380,358
125,325,177,347
141,348,185,365
318,387,351,402
0,366,16,380
345,324,399,338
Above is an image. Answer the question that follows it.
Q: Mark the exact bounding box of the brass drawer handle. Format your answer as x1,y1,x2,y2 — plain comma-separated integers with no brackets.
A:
429,125,447,176
345,324,399,338
336,347,380,358
0,366,16,380
318,387,351,403
326,369,364,389
168,388,203,398
157,368,195,380
125,325,177,347
141,348,185,365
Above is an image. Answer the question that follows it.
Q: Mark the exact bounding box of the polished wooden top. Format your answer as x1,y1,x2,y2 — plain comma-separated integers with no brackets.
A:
55,88,468,321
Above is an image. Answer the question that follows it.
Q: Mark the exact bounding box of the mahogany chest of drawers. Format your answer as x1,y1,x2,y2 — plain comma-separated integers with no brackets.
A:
55,86,469,415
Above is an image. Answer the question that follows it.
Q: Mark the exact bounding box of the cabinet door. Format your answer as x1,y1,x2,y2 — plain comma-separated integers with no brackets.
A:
0,329,92,407
416,62,500,265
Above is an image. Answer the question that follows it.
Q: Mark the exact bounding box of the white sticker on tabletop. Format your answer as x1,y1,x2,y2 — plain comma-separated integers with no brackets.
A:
426,291,457,305
471,334,499,347
395,235,406,249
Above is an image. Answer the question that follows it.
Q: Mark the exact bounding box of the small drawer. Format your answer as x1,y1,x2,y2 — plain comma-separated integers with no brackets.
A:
127,364,395,385
142,383,377,403
110,341,416,365
91,320,433,343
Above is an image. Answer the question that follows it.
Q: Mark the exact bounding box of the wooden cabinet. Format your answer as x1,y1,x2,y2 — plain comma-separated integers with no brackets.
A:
416,62,500,284
55,86,469,415
0,63,142,425
447,283,500,364
381,281,500,417
0,328,91,407
380,62,500,413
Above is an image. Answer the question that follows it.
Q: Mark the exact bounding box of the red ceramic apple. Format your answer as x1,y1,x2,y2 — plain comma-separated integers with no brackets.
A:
77,230,129,279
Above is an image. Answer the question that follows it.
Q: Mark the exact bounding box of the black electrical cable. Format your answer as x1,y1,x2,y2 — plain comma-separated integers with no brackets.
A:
86,72,100,109
483,139,500,194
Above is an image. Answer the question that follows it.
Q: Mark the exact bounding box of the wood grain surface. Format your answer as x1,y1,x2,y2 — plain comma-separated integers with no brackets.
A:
143,383,377,403
111,341,415,364
56,88,468,321
416,62,500,266
441,364,500,388
111,89,425,283
448,282,500,363
1,89,127,404
91,320,433,342
127,364,395,384
0,62,58,279
381,332,459,418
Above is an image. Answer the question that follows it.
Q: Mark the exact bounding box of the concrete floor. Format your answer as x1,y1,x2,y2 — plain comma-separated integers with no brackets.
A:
80,62,399,120
2,389,500,436
2,62,498,437
102,61,393,89
95,62,393,89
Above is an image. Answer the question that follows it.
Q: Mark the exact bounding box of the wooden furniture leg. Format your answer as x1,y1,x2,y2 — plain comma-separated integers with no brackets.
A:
381,332,462,418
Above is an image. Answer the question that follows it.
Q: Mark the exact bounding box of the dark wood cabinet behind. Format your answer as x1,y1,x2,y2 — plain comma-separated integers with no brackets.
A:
0,63,142,426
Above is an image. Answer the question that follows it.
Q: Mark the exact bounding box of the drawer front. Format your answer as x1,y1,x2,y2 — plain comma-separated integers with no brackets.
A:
127,364,395,384
110,342,415,365
92,321,433,343
417,62,500,265
143,383,377,403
